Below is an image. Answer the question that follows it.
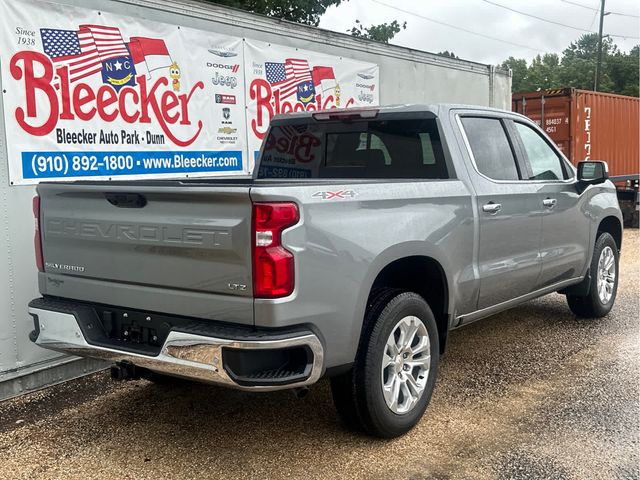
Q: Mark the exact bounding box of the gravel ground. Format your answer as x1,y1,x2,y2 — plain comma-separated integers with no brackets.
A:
1,230,638,480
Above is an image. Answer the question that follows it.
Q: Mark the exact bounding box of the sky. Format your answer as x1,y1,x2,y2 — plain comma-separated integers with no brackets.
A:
318,0,640,65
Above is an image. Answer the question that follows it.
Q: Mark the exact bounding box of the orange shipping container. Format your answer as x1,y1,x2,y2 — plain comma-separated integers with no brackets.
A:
512,88,639,178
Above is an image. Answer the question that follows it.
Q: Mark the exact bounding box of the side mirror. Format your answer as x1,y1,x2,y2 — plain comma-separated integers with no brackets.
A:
577,161,609,185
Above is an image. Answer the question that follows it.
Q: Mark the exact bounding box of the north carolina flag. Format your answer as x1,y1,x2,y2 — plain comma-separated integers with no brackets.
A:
312,66,337,92
127,37,172,77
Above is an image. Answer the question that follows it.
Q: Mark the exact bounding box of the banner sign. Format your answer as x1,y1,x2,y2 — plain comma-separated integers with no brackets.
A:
0,0,379,185
244,40,380,168
0,0,247,184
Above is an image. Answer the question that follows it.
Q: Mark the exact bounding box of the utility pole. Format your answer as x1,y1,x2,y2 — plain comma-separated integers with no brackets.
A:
594,0,606,91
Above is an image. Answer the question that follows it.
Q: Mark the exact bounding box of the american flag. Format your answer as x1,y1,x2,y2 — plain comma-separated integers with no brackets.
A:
40,25,129,84
81,25,130,61
265,59,312,99
41,28,101,83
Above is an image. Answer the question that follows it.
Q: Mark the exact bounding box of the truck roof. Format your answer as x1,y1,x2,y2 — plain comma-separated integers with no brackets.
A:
271,103,516,122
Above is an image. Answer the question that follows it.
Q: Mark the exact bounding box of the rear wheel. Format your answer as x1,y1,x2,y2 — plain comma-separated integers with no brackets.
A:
331,290,439,438
567,232,619,318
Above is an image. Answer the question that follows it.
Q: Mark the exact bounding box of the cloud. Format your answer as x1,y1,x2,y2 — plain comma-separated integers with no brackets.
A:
319,0,639,65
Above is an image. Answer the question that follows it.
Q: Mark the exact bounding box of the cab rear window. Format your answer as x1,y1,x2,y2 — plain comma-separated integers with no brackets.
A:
257,118,448,179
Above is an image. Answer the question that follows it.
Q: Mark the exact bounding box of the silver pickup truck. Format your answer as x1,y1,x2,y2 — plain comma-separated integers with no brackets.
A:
28,104,622,438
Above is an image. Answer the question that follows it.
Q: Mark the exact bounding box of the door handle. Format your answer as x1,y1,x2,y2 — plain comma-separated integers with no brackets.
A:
543,198,557,208
482,202,502,214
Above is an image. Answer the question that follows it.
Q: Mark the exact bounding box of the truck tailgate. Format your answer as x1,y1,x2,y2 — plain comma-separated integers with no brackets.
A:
37,183,254,324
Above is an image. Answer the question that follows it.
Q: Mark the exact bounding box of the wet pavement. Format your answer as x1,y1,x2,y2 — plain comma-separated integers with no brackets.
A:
0,230,638,480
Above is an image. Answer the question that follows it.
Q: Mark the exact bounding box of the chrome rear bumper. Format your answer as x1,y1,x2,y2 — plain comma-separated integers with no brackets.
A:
29,305,324,391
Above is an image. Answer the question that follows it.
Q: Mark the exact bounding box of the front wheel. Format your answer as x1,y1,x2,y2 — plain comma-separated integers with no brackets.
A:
331,291,439,438
567,232,619,318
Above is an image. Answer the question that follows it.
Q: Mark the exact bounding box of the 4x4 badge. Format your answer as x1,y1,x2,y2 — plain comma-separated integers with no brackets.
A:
312,190,357,200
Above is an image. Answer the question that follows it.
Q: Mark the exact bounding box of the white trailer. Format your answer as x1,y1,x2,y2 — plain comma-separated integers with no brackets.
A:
0,0,511,399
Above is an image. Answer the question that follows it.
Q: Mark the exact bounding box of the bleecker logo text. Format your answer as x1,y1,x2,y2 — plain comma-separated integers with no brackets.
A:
250,78,355,139
10,51,205,146
265,131,321,163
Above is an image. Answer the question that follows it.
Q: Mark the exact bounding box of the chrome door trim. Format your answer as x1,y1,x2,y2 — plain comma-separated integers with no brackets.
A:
454,276,584,326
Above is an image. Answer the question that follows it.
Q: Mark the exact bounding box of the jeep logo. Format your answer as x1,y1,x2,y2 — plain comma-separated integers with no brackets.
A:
211,72,238,89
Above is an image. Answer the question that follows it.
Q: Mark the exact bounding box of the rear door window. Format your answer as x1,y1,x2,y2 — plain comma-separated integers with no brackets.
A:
460,117,520,181
258,118,448,179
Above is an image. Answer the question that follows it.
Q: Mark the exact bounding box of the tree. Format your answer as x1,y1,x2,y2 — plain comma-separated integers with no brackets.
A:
607,46,639,97
501,57,530,92
500,34,638,97
438,51,458,59
562,33,614,61
558,33,617,91
527,53,561,91
209,0,406,43
211,0,343,26
348,20,406,43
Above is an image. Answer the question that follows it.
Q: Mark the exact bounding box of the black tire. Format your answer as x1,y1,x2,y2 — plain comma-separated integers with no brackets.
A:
330,290,439,438
567,232,619,318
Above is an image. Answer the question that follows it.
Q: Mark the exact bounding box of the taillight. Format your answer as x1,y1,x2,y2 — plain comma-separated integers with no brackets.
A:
252,202,299,298
33,196,44,272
